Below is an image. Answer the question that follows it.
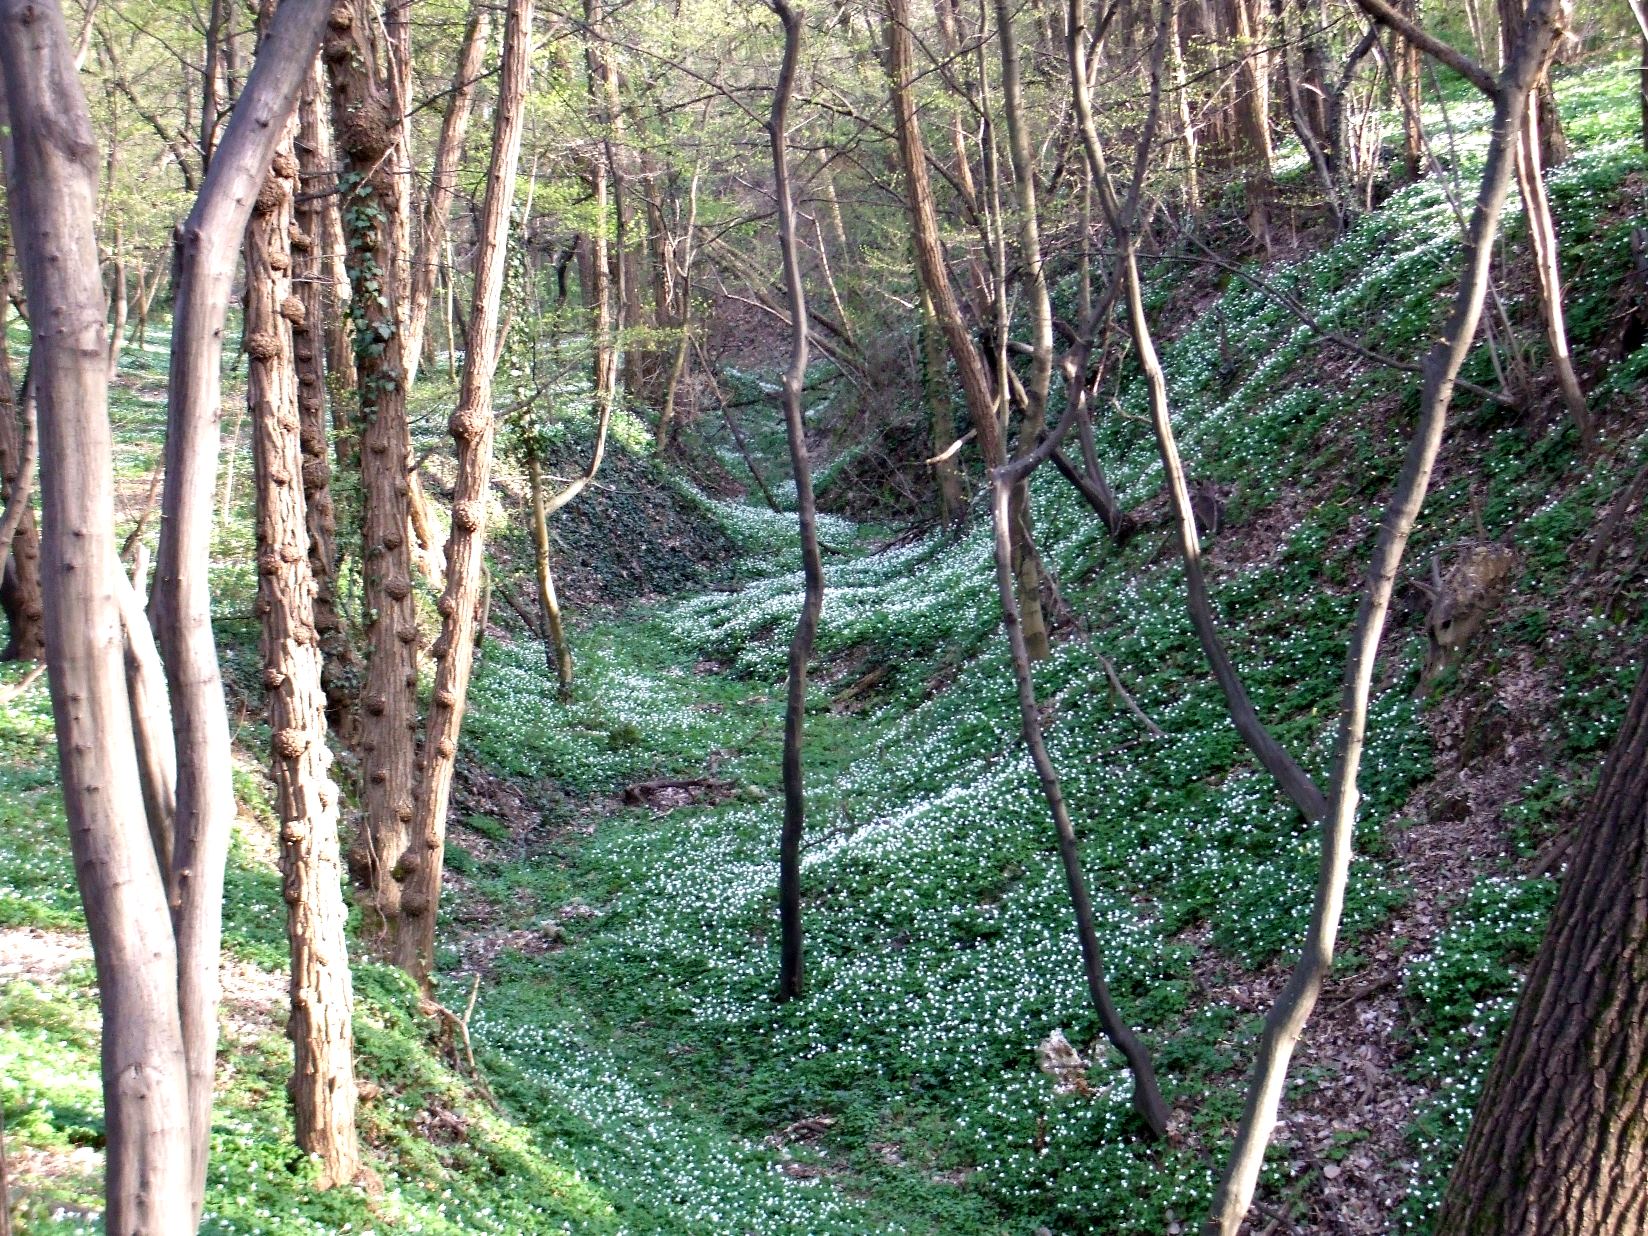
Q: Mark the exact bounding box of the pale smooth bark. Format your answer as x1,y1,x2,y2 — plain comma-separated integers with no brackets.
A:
0,6,192,1228
149,0,334,1210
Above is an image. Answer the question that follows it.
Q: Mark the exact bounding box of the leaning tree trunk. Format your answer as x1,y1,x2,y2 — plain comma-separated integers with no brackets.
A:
767,0,826,1004
243,98,361,1187
0,8,194,1230
398,0,533,985
1202,1,1575,1229
527,452,575,697
1434,654,1648,1235
150,0,334,1212
325,0,421,958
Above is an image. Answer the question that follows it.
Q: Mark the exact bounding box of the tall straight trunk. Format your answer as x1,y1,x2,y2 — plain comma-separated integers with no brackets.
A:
325,0,420,957
150,0,334,1213
1168,0,1200,213
401,4,488,390
767,0,825,1005
655,147,703,453
1202,1,1574,1228
293,62,356,742
242,89,360,1186
398,0,533,984
105,222,127,380
1435,654,1648,1235
0,9,193,1228
994,0,1053,661
584,0,626,414
1220,0,1273,246
527,453,574,696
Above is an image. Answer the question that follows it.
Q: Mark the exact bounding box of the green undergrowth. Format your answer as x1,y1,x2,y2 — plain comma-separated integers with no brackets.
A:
2,60,1644,1236
448,62,1645,1236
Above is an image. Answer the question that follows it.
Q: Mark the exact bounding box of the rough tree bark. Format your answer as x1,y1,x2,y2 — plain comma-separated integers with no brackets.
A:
0,5,193,1227
398,0,533,985
325,0,421,958
1202,1,1575,1229
1435,652,1648,1235
148,0,334,1211
767,0,826,1003
293,62,356,742
243,84,360,1185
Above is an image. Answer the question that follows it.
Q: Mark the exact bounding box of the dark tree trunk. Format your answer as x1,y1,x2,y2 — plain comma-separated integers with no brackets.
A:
767,0,825,1004
1435,654,1648,1235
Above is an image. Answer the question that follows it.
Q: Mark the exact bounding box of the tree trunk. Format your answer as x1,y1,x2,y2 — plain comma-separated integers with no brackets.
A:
1435,654,1648,1235
325,0,420,957
401,3,488,390
994,0,1052,661
0,278,44,662
919,285,967,527
527,453,575,696
243,92,360,1186
150,0,334,1212
768,0,825,1004
0,9,193,1227
398,0,533,985
293,62,356,743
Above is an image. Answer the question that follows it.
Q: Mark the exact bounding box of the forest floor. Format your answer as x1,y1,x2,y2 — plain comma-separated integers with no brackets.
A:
3,59,1648,1236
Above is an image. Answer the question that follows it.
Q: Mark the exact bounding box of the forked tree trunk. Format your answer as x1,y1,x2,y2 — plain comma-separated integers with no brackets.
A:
293,62,356,743
149,0,334,1212
243,93,360,1186
0,7,193,1227
767,0,825,1004
994,0,1052,661
1435,653,1648,1235
398,0,533,984
888,0,1052,643
325,0,421,957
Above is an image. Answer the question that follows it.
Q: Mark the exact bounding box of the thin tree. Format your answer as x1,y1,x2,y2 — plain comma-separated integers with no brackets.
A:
243,26,360,1182
1434,652,1648,1235
766,0,826,1003
1196,0,1576,1228
401,3,489,389
398,0,535,985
